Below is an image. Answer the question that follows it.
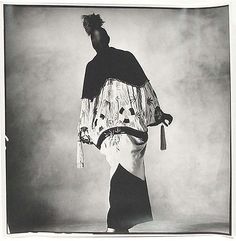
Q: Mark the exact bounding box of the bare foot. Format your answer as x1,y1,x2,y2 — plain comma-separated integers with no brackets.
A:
106,227,116,233
105,228,129,233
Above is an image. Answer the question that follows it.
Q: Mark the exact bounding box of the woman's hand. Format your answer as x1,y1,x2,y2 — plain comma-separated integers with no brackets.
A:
154,107,173,126
161,113,173,127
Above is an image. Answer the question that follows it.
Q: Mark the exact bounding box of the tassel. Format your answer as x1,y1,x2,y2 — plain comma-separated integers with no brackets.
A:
77,139,85,168
160,124,167,150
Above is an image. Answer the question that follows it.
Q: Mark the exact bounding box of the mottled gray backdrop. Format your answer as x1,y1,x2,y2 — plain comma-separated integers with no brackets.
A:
5,5,230,233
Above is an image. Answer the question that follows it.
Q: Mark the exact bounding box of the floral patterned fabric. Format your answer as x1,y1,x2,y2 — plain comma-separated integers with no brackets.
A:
100,133,148,181
76,77,163,168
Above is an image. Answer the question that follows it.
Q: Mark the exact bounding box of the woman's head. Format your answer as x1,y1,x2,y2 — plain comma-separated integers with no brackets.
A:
81,13,110,52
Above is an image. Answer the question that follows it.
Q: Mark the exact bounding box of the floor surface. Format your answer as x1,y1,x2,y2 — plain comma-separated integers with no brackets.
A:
22,217,230,235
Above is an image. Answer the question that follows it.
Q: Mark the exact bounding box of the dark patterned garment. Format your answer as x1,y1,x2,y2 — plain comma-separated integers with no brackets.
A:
77,46,164,168
76,46,164,230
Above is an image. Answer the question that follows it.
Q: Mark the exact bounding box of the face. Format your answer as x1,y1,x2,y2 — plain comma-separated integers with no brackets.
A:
91,29,107,52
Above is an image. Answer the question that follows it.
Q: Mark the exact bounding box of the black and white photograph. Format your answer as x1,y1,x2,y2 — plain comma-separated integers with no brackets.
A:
1,1,234,237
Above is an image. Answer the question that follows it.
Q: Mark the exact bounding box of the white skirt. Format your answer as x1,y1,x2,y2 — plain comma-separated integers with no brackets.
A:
100,133,148,181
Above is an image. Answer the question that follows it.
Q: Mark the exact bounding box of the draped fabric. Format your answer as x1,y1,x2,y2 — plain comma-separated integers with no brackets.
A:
100,133,153,229
107,163,153,229
81,46,149,100
76,46,164,230
77,78,164,168
77,47,165,169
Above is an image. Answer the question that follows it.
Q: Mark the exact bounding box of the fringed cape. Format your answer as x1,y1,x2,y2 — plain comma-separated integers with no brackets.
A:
77,46,166,168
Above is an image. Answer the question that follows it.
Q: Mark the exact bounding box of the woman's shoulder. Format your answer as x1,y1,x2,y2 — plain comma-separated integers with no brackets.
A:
111,46,133,57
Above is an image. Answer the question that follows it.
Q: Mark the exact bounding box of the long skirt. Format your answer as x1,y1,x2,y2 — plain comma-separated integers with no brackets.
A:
100,133,153,230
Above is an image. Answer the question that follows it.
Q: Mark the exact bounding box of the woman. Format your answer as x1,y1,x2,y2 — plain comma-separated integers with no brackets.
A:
77,13,173,233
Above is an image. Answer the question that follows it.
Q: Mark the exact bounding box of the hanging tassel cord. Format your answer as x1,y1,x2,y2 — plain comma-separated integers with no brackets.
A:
160,124,167,150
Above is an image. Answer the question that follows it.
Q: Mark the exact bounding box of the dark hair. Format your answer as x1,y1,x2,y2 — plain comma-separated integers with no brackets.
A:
81,13,104,36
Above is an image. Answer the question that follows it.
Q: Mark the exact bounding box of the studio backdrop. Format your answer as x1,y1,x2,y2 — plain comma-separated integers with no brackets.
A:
4,4,231,235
